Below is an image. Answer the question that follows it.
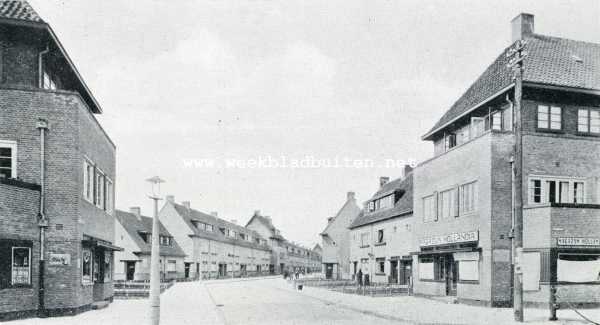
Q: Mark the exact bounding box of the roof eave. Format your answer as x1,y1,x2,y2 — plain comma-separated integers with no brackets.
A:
421,83,515,141
523,82,600,96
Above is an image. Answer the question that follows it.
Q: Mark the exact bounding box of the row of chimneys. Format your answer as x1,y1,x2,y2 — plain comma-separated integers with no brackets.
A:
379,164,414,188
129,195,238,224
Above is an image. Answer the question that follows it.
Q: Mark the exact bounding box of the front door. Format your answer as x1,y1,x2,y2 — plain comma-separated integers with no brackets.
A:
325,264,333,279
390,261,398,283
184,263,190,279
126,261,136,281
399,260,412,285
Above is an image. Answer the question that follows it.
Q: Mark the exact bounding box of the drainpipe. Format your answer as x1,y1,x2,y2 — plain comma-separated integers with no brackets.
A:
506,94,516,306
36,119,49,318
38,46,50,88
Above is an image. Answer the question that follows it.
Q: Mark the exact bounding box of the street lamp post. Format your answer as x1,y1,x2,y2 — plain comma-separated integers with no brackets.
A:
147,176,165,325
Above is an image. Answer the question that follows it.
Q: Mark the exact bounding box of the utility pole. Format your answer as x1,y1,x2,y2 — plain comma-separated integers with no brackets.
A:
147,176,165,325
507,39,527,322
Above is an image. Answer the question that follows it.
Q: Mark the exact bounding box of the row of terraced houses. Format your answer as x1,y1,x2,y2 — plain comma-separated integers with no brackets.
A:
0,1,320,321
321,13,600,308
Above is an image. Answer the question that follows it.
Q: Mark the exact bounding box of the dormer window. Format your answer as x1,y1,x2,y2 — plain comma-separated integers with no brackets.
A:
369,194,395,212
139,232,150,244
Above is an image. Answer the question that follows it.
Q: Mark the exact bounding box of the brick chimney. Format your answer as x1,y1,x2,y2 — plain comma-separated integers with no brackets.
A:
379,177,390,187
511,13,534,42
404,164,413,177
347,191,355,201
211,211,218,217
253,210,261,216
182,201,190,209
129,207,142,221
166,195,175,203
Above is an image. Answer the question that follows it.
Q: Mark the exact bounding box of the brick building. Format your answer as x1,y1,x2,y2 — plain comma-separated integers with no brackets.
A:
114,208,186,281
158,197,272,279
349,168,414,285
320,191,361,279
246,211,320,274
412,13,600,307
0,1,120,320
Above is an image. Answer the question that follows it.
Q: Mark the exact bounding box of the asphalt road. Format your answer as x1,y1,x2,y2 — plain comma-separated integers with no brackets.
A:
204,277,411,325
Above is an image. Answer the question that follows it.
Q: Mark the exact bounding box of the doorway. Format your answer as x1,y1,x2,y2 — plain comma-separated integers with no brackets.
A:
390,260,398,283
445,256,458,296
126,261,136,281
399,260,412,285
184,263,191,279
325,263,334,279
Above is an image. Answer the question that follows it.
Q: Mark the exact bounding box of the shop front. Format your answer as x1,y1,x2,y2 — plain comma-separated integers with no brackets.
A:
82,235,122,303
414,231,483,301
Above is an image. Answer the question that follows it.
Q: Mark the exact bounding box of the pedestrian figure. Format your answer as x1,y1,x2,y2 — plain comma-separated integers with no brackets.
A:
357,269,363,286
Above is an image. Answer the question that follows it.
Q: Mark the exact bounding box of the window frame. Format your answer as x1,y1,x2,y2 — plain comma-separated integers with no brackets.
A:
528,176,586,205
11,246,31,286
105,177,114,215
0,140,17,179
537,105,563,132
422,195,436,222
459,181,477,215
578,108,600,135
82,247,93,285
95,168,105,210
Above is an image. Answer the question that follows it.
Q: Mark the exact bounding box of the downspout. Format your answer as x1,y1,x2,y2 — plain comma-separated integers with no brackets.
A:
38,46,50,88
36,119,49,317
506,94,515,306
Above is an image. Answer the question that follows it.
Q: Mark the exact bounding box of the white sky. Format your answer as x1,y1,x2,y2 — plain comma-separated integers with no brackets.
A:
29,0,600,247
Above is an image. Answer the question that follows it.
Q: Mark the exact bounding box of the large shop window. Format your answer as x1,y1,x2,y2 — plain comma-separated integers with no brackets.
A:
454,252,480,281
0,140,17,179
419,256,444,280
557,254,600,283
0,241,32,288
82,248,92,284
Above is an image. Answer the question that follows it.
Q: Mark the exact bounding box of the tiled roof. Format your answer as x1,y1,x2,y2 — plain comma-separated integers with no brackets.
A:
349,173,413,229
246,214,285,240
171,203,271,251
0,1,42,23
115,210,186,257
424,34,600,140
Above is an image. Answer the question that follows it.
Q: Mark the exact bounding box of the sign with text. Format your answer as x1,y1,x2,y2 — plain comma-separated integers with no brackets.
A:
48,253,71,266
557,237,600,247
420,230,479,247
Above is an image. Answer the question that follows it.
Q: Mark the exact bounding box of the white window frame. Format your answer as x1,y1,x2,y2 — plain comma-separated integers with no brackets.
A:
528,176,586,205
11,246,31,285
82,247,93,284
439,188,457,219
0,140,17,179
83,158,94,203
459,182,477,215
537,105,562,130
578,108,600,134
95,169,105,209
105,177,114,214
422,195,436,222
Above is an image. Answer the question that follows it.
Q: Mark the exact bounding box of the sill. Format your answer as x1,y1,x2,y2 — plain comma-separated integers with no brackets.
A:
419,279,445,283
375,273,386,276
458,280,480,284
374,242,386,247
1,284,33,289
359,245,370,249
536,128,564,134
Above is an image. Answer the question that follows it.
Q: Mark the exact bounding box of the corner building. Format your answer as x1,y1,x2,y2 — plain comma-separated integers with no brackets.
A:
0,1,119,320
412,13,600,307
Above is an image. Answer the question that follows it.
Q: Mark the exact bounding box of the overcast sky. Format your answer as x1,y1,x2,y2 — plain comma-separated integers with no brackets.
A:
30,0,600,247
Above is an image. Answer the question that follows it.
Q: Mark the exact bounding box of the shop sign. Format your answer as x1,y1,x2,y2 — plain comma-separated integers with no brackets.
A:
557,237,600,246
48,253,71,266
419,230,478,247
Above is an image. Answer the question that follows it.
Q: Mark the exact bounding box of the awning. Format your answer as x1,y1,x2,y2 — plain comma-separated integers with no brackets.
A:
82,234,123,251
411,247,480,256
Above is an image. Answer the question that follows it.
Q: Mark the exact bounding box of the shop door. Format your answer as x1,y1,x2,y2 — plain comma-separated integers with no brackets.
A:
126,261,136,281
390,261,398,283
445,257,458,296
184,263,190,278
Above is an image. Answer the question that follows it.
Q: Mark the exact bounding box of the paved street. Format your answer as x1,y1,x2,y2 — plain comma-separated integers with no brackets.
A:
204,277,407,325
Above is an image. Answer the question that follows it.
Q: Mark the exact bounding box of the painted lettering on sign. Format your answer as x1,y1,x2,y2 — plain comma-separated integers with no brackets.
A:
419,231,479,247
48,253,71,266
557,237,600,246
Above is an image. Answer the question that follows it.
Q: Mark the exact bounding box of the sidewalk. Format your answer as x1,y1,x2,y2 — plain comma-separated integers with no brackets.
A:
6,281,223,325
273,279,600,325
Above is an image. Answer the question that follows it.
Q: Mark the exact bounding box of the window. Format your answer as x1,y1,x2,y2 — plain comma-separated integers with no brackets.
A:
206,224,213,232
578,109,600,134
42,70,57,90
471,117,485,138
423,195,436,222
11,247,30,285
167,260,177,272
83,160,94,202
419,257,435,280
360,233,369,247
438,188,457,219
444,133,456,151
82,248,92,284
502,106,513,131
456,124,470,145
105,178,114,214
529,177,586,204
95,170,105,209
0,140,17,179
455,252,480,281
492,111,502,130
376,229,384,244
537,105,561,130
557,254,600,283
104,252,111,282
459,182,477,214
376,258,385,274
